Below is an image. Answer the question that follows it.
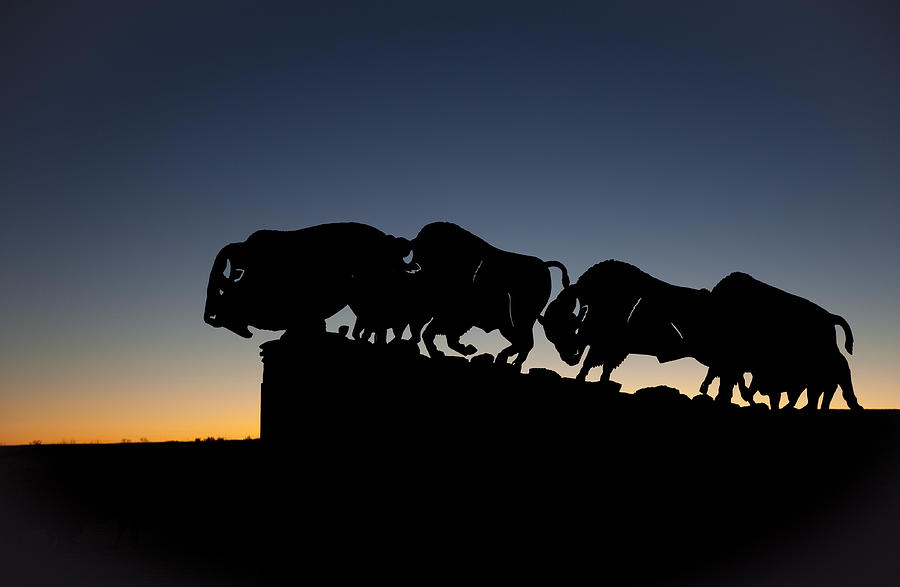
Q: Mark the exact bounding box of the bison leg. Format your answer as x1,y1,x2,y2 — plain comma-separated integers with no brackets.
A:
408,318,426,345
447,334,477,356
496,326,535,368
737,374,755,405
358,325,375,343
699,367,716,395
512,339,534,368
749,373,780,409
422,320,444,358
599,351,626,384
821,383,838,410
834,353,863,411
352,318,365,340
575,346,599,382
388,324,405,343
496,344,515,365
715,377,735,405
758,375,783,410
748,373,772,408
427,317,476,357
513,330,534,368
805,387,821,411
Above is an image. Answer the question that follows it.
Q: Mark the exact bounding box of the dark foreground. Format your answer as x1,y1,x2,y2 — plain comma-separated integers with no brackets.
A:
3,336,899,586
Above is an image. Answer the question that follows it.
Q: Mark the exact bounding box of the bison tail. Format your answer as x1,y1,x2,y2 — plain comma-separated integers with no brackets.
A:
831,313,854,355
545,260,571,289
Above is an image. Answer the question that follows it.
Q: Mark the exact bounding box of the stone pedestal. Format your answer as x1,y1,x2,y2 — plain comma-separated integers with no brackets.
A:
258,333,636,444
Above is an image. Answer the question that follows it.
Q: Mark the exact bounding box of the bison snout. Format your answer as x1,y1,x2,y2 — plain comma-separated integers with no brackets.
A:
226,323,253,338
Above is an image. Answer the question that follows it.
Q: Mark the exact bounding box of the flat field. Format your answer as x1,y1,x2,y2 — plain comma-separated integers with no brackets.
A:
2,396,899,586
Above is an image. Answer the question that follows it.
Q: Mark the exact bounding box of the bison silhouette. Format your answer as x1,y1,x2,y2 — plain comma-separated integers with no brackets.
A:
539,260,713,383
542,261,861,410
705,272,861,411
348,268,430,344
411,222,569,368
204,222,412,339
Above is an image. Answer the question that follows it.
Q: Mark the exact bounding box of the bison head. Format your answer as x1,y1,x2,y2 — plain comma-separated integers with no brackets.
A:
204,243,253,338
539,287,588,366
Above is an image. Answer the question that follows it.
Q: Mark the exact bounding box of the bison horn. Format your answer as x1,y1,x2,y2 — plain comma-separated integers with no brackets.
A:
577,304,588,322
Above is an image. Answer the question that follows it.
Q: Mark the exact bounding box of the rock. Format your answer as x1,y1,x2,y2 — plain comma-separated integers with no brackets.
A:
588,379,622,394
528,367,561,380
493,360,522,374
469,353,495,367
433,354,469,368
745,402,770,412
634,385,685,403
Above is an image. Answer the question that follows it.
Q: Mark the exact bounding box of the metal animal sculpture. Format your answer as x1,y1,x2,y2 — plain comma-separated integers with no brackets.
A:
540,260,713,383
204,222,412,339
411,222,569,368
705,272,861,410
348,269,430,344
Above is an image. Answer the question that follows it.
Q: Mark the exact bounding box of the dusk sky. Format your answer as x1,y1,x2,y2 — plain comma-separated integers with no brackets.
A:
2,1,899,444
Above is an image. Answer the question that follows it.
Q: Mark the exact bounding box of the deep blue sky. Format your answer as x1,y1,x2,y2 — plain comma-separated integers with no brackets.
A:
2,1,899,442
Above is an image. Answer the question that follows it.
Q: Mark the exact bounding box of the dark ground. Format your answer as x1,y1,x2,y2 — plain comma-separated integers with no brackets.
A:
2,335,899,586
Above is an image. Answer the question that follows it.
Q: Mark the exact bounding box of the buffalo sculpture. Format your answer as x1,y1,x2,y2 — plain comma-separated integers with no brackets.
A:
745,358,855,411
204,223,413,339
744,371,805,411
542,262,861,410
410,222,570,368
704,272,861,411
348,268,430,344
204,219,862,411
539,260,714,383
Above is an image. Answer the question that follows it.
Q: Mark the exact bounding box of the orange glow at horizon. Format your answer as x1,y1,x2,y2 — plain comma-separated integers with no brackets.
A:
2,328,896,446
1,367,262,446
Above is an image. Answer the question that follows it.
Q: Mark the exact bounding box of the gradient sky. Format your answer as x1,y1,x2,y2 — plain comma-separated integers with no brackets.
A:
2,1,899,444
